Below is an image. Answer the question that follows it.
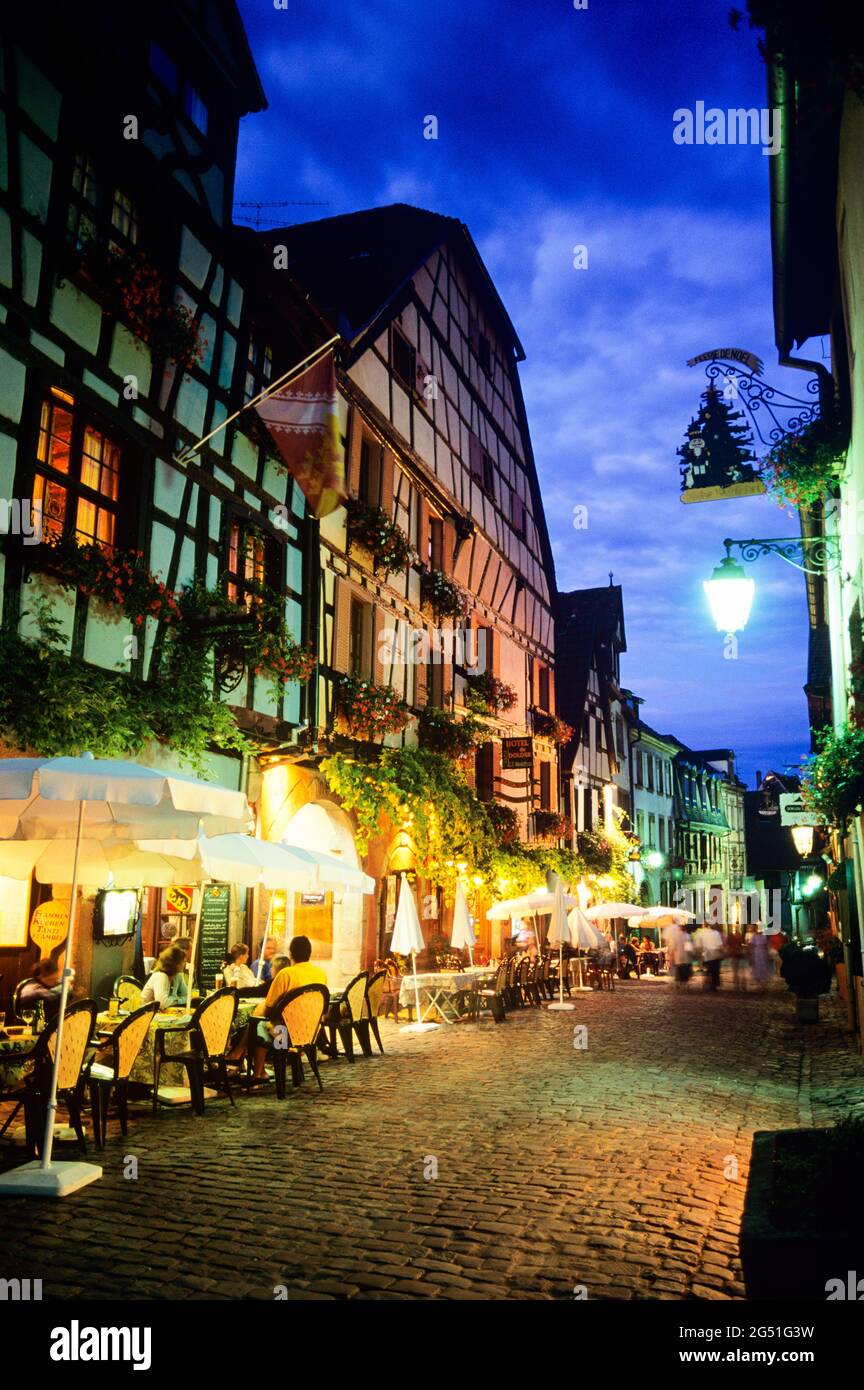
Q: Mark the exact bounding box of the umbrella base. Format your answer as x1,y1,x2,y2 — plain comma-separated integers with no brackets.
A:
547,1001,576,1011
571,986,593,993
0,1159,102,1198
400,1022,440,1033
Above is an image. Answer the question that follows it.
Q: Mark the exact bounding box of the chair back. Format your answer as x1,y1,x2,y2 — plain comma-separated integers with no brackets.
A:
12,977,36,1022
114,975,143,1011
505,956,518,990
494,963,508,996
275,984,329,1049
364,969,387,1021
191,988,237,1060
341,970,369,1024
517,958,531,988
109,1001,159,1080
41,999,97,1093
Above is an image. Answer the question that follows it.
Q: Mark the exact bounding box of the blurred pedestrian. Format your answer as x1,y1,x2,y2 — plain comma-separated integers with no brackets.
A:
666,921,693,989
696,922,725,990
724,928,746,991
748,926,773,991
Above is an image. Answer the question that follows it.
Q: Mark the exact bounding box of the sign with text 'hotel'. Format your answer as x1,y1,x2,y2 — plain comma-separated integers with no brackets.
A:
502,736,533,770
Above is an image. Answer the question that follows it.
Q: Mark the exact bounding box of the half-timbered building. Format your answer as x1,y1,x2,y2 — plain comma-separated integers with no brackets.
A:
0,1,331,1001
257,205,561,966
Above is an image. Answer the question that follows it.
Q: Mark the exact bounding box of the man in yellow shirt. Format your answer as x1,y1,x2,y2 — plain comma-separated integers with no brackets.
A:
251,936,328,1077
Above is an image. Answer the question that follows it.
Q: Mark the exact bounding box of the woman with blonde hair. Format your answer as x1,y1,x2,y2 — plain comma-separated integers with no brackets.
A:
141,945,188,1011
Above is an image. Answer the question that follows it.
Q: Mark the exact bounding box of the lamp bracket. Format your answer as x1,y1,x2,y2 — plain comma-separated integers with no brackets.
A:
722,535,841,576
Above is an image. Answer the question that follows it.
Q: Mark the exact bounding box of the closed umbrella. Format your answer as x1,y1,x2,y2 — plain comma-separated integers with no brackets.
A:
567,906,604,993
390,876,437,1034
450,881,475,965
547,881,575,1010
0,754,251,1199
585,902,648,921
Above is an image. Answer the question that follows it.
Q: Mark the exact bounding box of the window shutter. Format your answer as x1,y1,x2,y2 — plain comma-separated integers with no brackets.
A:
333,578,352,675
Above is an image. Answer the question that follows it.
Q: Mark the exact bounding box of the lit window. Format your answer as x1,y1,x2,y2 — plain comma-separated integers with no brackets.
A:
111,190,140,246
33,390,121,551
226,518,273,607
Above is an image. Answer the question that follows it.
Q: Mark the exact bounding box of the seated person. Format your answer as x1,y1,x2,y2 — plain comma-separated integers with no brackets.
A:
270,954,290,977
250,936,328,1077
18,959,67,1022
141,945,188,1011
221,943,257,989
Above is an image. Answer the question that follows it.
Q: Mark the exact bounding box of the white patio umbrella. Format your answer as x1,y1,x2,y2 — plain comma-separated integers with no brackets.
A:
488,887,578,954
390,876,437,1034
567,906,604,993
585,902,648,921
629,906,696,929
0,754,251,1199
450,881,475,965
0,838,203,887
547,881,575,1010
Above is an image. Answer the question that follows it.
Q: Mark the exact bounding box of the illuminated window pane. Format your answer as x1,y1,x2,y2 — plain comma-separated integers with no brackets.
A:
111,190,139,244
32,474,67,542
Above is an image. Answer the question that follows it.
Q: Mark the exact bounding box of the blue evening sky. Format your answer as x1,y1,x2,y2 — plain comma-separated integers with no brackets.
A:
234,0,822,789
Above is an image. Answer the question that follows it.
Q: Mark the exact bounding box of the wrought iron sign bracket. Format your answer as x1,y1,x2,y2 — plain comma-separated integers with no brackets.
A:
722,535,841,577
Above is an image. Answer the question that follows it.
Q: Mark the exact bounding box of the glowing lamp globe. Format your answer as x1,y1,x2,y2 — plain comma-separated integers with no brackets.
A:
703,554,755,635
645,851,665,870
790,825,815,857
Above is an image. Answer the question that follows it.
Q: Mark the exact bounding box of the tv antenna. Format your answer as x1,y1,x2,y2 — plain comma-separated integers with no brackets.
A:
233,199,330,230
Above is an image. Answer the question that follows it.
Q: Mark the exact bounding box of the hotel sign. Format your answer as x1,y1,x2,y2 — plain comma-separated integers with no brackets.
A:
502,736,533,770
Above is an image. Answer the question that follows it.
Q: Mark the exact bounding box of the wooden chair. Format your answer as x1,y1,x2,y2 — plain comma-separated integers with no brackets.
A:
362,969,388,1054
267,984,330,1094
472,963,507,1022
9,999,98,1157
322,971,369,1060
153,988,238,1115
113,975,144,1011
87,1001,159,1147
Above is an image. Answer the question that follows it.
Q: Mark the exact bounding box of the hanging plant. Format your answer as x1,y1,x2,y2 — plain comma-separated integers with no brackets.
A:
78,239,206,371
464,670,518,716
178,583,316,699
345,499,417,575
762,409,848,511
320,747,495,894
486,801,519,846
532,710,575,744
534,810,571,840
801,724,864,828
420,569,469,620
417,707,479,760
335,675,410,740
28,535,183,629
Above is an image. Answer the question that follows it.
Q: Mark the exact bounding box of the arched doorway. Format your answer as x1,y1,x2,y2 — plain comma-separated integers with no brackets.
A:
281,800,365,987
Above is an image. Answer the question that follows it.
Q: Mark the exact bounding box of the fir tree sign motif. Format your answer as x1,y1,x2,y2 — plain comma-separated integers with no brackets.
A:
678,383,765,503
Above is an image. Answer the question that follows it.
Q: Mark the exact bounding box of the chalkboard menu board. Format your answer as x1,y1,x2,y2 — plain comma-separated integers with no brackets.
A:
197,884,231,989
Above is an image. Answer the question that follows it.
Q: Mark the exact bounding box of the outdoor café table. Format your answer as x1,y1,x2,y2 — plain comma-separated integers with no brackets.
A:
398,967,495,1024
0,1032,38,1088
95,996,258,1088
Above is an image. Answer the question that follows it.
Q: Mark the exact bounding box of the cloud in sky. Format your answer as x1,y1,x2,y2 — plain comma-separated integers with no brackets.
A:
234,0,815,787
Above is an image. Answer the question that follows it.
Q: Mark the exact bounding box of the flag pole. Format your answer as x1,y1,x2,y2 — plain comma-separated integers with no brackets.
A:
173,333,341,467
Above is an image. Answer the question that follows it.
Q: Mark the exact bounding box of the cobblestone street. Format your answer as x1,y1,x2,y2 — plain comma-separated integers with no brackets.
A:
2,977,862,1301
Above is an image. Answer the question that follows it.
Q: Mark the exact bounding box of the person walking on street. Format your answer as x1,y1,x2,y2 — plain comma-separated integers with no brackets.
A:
697,922,725,991
666,922,693,989
724,928,746,991
748,926,773,992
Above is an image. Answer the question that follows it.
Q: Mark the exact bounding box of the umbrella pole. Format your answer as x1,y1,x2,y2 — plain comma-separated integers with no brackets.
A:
559,943,564,1005
255,891,273,983
40,801,86,1169
187,878,209,1007
411,951,422,1023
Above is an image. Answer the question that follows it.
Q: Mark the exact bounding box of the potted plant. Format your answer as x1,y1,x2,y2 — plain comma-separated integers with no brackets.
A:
532,710,575,743
420,569,469,620
417,706,479,760
762,406,848,511
801,723,864,829
345,499,417,575
778,942,834,1022
334,675,410,740
740,1116,864,1300
464,670,518,716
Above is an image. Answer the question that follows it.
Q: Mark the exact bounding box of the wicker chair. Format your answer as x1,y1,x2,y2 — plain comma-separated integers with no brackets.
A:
113,975,144,1011
362,969,388,1054
87,1001,159,1147
266,984,330,1095
9,999,98,1157
322,971,369,1060
153,988,238,1114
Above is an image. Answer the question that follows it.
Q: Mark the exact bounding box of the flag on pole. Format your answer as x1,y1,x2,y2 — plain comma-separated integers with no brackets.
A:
254,351,346,518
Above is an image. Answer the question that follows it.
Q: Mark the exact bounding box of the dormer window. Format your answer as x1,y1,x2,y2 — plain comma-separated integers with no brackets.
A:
391,327,416,392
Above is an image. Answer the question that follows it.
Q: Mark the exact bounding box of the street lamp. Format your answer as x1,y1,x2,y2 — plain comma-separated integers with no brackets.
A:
703,552,755,635
790,825,815,857
704,536,840,635
645,851,665,870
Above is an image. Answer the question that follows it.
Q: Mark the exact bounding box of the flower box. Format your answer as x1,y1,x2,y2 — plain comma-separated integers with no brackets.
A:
345,499,417,576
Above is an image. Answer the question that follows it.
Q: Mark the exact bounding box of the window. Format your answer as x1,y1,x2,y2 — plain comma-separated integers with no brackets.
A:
658,818,665,851
67,154,139,254
635,748,643,787
183,85,209,135
391,327,416,391
349,598,372,679
477,332,491,375
648,813,656,847
646,757,654,792
616,717,625,758
244,337,273,404
537,664,550,712
636,810,644,843
67,154,97,249
539,761,552,811
33,389,122,550
512,491,526,539
149,42,179,94
111,190,140,246
482,452,495,496
359,436,382,506
475,743,494,802
428,515,443,570
226,517,278,608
